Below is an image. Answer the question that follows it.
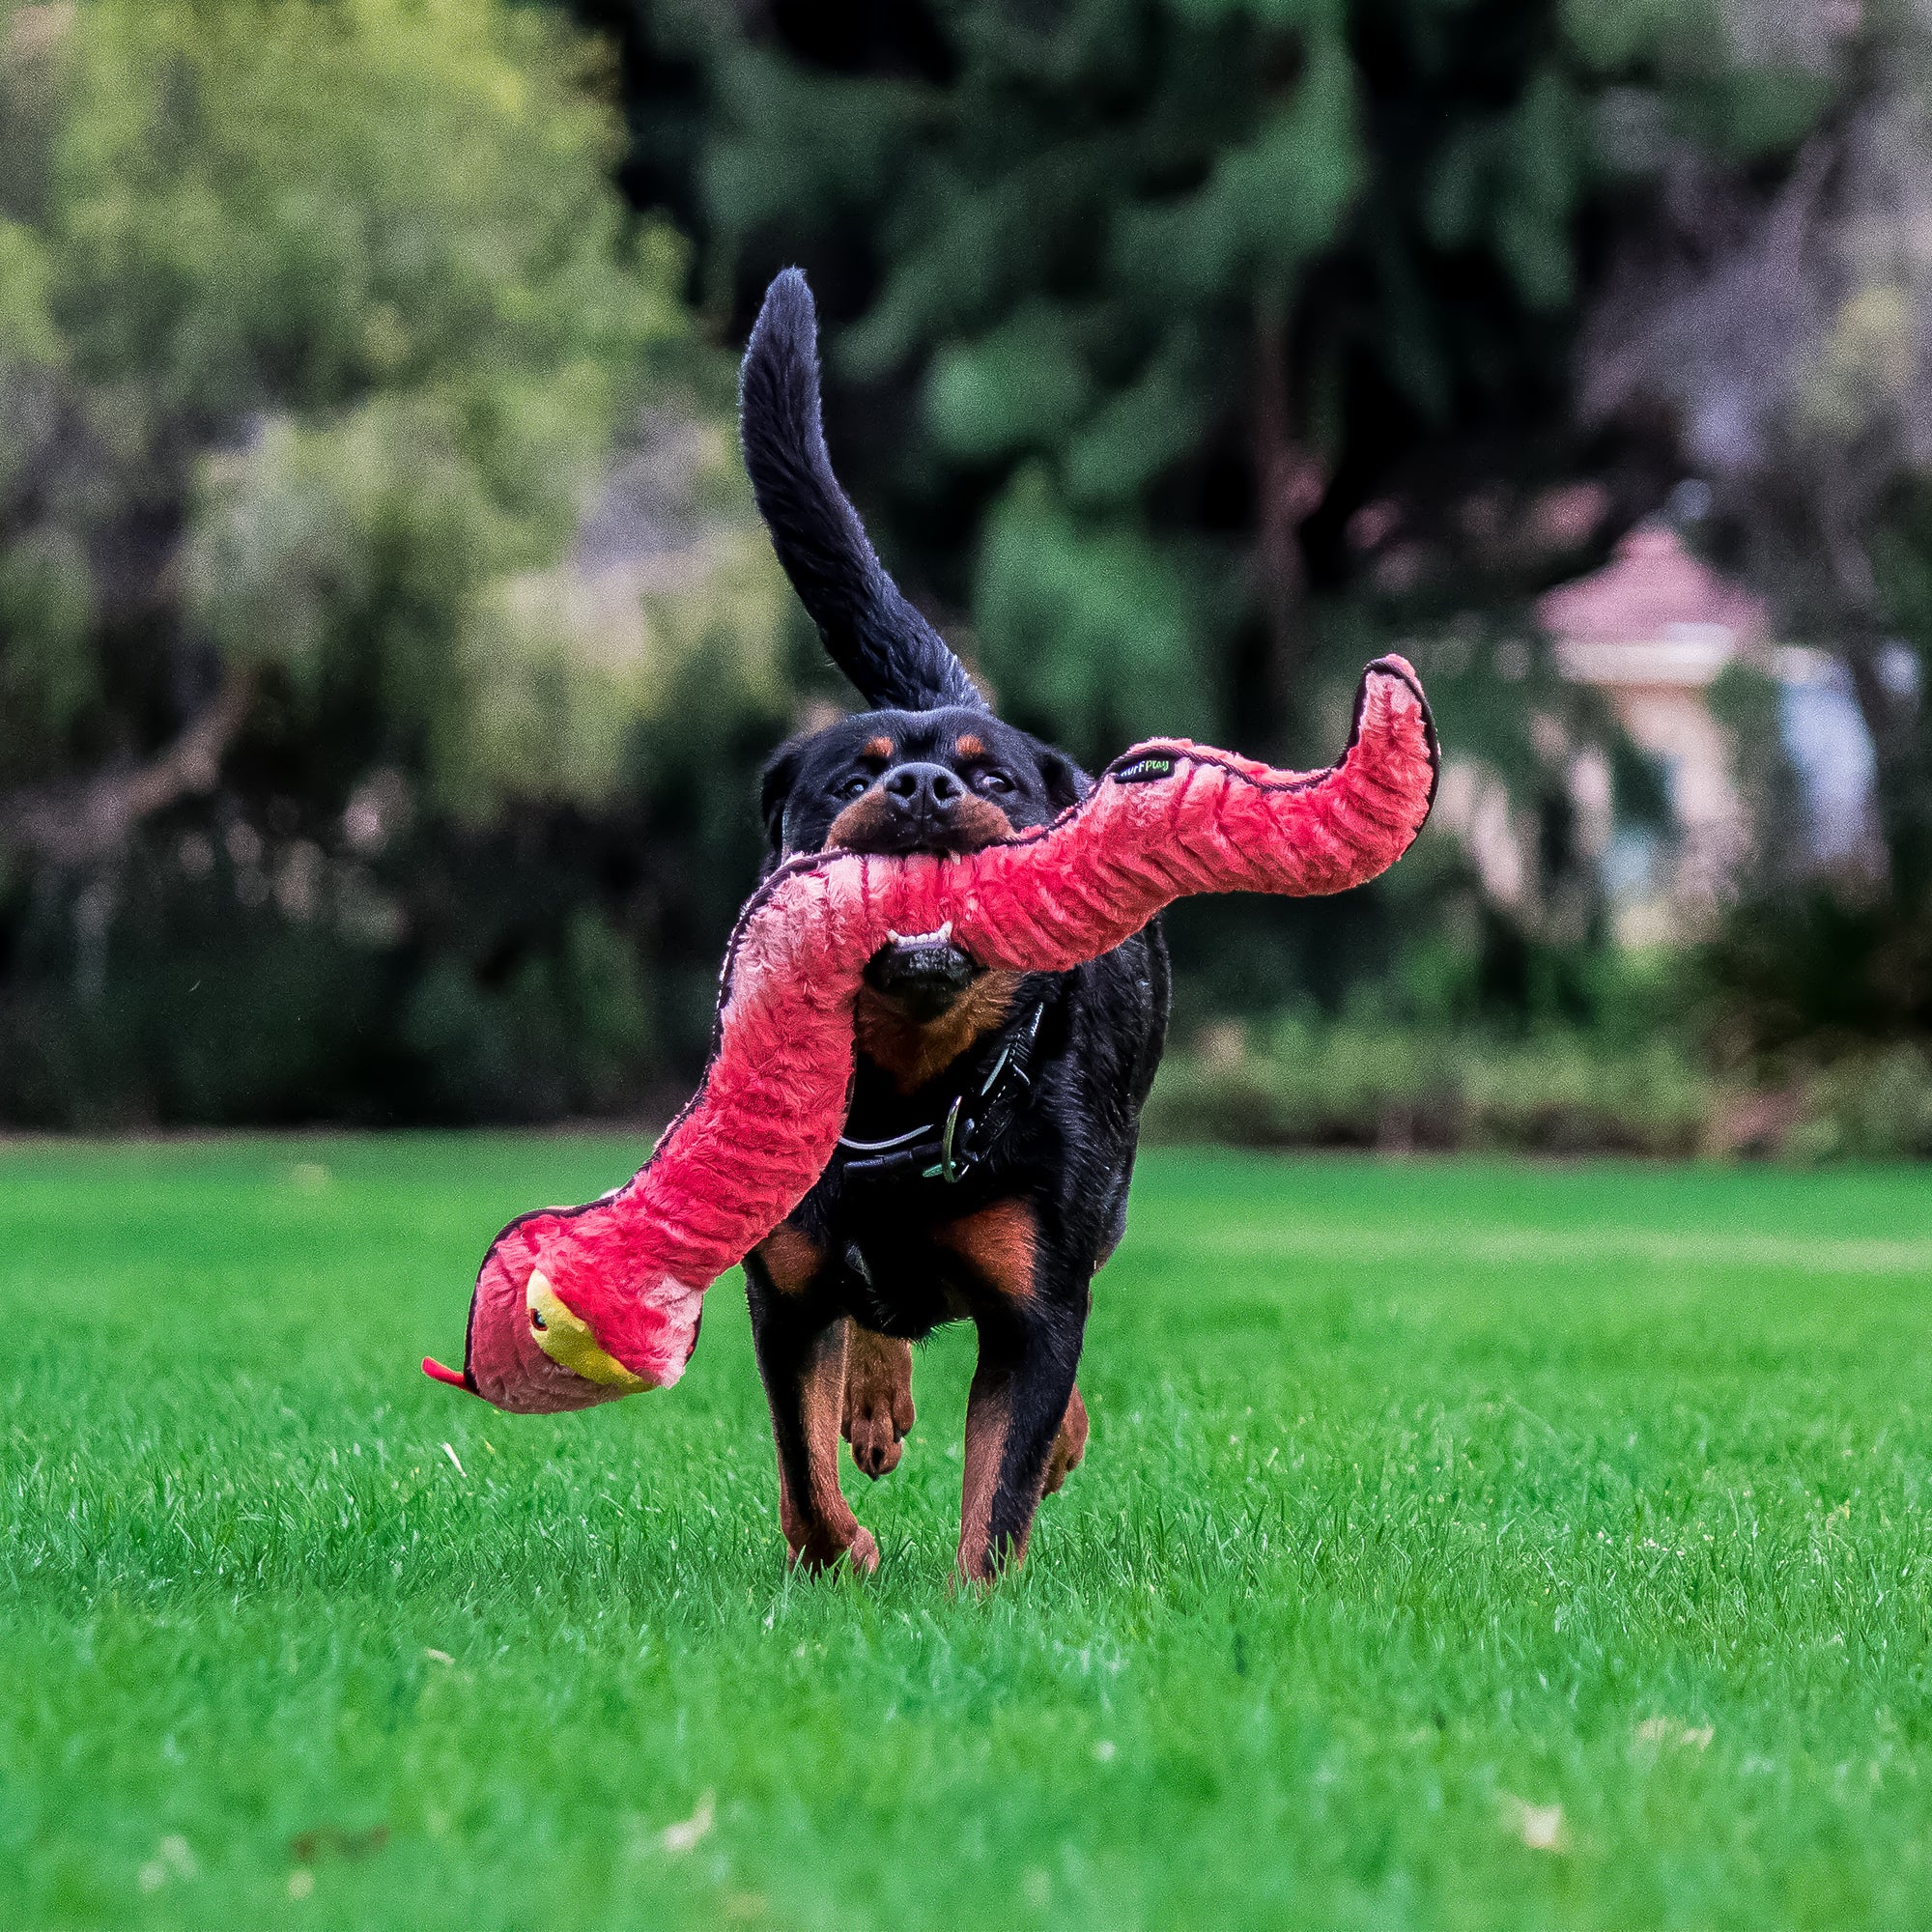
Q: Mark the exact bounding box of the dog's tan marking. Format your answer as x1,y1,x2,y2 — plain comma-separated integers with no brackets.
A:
824,791,892,850
957,1373,1086,1581
861,735,895,760
824,793,1013,856
756,1222,823,1296
955,732,986,759
937,1199,1037,1301
854,970,1021,1094
952,796,1015,847
957,1352,1014,1582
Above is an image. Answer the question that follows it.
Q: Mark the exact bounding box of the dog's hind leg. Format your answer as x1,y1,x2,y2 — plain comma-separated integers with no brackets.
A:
842,1324,914,1479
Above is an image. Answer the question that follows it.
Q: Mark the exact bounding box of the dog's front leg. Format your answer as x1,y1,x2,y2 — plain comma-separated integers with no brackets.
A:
746,1237,878,1576
955,1297,1087,1583
940,1201,1089,1581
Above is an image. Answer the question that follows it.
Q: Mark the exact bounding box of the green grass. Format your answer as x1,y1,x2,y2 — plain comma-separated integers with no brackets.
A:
3,1142,1931,1930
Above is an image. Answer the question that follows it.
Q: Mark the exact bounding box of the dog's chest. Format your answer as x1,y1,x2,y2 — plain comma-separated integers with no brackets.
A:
850,974,1021,1094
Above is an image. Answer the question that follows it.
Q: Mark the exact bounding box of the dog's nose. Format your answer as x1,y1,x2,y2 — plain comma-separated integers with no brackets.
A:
883,763,961,816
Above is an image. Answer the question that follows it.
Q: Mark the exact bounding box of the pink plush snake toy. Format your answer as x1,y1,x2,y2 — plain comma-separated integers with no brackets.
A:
422,656,1437,1414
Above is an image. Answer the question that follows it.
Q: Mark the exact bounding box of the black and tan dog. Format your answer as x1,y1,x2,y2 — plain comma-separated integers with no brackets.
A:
738,270,1170,1583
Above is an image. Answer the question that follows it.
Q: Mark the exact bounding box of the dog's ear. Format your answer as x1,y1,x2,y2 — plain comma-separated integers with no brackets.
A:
1038,750,1090,812
758,739,804,865
740,269,986,715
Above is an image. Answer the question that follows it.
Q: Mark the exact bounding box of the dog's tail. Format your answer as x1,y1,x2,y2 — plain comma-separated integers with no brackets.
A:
739,269,985,714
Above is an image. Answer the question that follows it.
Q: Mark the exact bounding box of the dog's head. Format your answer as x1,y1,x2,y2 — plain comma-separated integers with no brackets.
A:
761,706,1084,1017
761,708,1084,863
742,270,1089,1023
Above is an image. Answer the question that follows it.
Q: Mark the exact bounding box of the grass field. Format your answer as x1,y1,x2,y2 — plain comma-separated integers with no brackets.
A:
2,1141,1930,1930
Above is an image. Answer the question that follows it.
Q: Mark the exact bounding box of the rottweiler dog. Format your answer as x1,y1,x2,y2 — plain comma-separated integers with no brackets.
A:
738,270,1170,1582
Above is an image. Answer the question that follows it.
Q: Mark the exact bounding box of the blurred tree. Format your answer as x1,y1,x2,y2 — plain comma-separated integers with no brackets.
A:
574,0,1841,1030
618,0,1574,759
4,0,1907,1123
0,0,784,1123
579,0,1839,745
1578,0,1932,1046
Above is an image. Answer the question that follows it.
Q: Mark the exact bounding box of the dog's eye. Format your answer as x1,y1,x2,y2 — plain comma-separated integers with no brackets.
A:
973,769,1014,795
833,775,871,802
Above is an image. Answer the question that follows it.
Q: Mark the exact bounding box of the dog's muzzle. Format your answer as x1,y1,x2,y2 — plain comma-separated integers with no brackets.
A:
865,923,980,1020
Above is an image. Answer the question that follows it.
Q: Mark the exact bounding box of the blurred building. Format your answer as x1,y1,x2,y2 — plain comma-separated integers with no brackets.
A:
1538,523,1879,939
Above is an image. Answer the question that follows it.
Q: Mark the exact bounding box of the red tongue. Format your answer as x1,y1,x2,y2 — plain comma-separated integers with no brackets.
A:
420,1356,471,1391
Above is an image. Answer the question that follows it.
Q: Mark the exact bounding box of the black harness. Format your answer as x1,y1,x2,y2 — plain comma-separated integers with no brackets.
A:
830,1000,1047,1186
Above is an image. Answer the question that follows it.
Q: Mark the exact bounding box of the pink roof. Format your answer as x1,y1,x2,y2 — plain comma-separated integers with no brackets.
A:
1537,525,1770,651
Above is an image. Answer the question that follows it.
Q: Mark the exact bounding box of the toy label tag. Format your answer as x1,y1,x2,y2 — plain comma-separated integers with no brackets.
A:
1113,755,1175,784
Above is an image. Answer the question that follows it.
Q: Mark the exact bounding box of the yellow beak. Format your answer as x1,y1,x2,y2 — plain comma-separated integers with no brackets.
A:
526,1268,650,1392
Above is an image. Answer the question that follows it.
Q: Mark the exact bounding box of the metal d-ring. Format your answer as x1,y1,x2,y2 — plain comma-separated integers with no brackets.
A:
923,1094,967,1184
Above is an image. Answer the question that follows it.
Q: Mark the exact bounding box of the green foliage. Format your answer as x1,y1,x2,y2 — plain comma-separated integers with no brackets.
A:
1124,22,1363,298
652,0,1692,760
0,0,721,810
1701,479,1932,1060
1,0,1906,1122
1707,660,1806,871
609,0,1862,1065
1701,881,1932,1063
1869,489,1932,906
0,526,91,744
8,1140,1932,1925
401,910,653,1119
1147,1009,1714,1152
974,468,1216,744
1789,1044,1932,1162
0,0,785,1123
660,0,1817,589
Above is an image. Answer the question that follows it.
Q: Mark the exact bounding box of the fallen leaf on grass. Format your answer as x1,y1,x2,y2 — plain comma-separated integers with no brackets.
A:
659,1794,716,1854
1634,1718,1714,1750
1498,1794,1568,1852
138,1835,196,1890
424,1648,454,1665
289,1826,389,1864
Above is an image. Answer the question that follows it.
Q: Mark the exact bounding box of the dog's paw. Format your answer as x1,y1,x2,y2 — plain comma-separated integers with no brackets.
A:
842,1330,914,1480
845,1389,907,1479
789,1523,880,1577
1040,1385,1089,1498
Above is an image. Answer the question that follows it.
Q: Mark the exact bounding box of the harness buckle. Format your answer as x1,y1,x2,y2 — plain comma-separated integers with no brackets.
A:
840,996,1045,1186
